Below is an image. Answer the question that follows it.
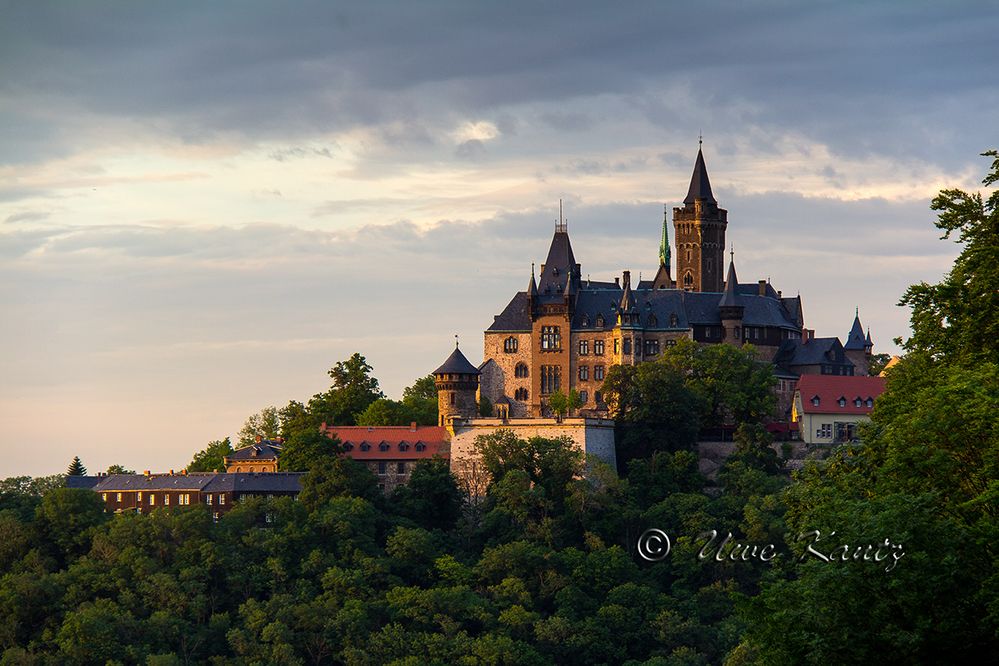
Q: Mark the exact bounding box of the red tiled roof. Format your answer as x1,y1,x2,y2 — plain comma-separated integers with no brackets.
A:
796,375,886,415
320,423,449,460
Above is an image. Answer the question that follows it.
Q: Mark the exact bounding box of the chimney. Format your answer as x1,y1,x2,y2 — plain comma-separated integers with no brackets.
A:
803,329,814,343
169,469,174,475
758,280,767,296
614,277,620,287
777,290,782,298
622,271,631,289
410,422,417,432
144,470,150,477
255,434,262,443
181,469,188,476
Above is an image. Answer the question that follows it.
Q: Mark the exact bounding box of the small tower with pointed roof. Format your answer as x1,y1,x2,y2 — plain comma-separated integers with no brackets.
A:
844,309,873,375
652,205,674,289
433,341,481,427
673,143,728,293
718,253,744,345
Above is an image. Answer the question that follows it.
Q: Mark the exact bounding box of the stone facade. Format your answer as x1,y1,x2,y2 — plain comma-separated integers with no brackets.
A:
447,417,617,495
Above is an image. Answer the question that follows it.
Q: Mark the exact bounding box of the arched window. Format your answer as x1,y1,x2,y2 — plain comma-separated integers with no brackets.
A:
379,442,390,452
503,337,518,353
683,272,693,289
515,387,529,401
515,362,529,378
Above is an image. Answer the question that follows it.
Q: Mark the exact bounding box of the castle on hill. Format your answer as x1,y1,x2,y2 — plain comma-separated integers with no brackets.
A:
435,145,875,427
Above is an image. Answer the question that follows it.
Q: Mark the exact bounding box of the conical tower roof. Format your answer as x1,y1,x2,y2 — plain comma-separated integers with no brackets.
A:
845,309,867,350
433,345,480,376
684,147,717,205
719,257,740,307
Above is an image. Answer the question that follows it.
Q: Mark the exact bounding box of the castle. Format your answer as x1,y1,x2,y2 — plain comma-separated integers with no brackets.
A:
435,145,875,429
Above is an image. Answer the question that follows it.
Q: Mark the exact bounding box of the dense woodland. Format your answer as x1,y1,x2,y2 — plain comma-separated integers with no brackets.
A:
1,152,997,665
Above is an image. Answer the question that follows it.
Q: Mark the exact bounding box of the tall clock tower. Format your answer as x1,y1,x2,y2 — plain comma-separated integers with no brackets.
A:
673,146,727,293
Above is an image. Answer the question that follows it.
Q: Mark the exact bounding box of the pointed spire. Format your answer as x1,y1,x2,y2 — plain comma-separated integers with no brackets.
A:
719,255,739,307
619,271,636,312
684,145,717,205
659,205,671,271
866,327,873,345
528,262,538,297
845,309,867,350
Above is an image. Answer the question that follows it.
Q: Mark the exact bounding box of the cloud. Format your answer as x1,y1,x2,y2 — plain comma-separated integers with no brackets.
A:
4,210,50,224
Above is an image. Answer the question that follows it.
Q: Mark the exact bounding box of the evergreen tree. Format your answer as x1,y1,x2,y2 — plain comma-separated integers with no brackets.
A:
66,456,87,476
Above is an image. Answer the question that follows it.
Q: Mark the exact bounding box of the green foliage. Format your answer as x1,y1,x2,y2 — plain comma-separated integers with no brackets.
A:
391,458,465,531
867,352,892,375
278,429,339,473
355,398,412,426
308,352,385,427
105,464,135,475
186,437,233,473
237,406,281,447
66,456,87,476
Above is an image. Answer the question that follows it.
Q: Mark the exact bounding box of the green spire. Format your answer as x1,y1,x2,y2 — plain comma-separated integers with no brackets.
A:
659,207,671,272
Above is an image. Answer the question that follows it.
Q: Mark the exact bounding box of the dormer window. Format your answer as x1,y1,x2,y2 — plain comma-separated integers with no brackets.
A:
398,442,409,451
648,314,658,328
865,397,874,408
343,443,354,451
596,314,605,328
360,442,371,451
581,314,589,327
838,396,847,408
854,397,862,408
669,313,679,328
811,396,820,407
415,442,426,452
379,442,390,452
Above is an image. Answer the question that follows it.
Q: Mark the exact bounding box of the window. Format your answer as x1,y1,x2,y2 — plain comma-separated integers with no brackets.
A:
399,442,409,451
818,423,832,438
181,494,190,506
865,397,874,408
360,442,371,451
594,365,605,381
207,494,213,505
594,340,605,355
683,272,693,289
220,494,225,505
540,326,561,351
594,390,603,403
415,442,426,451
515,387,529,401
343,442,353,451
811,396,820,407
379,442,390,451
645,339,660,356
450,392,455,405
595,314,605,328
164,494,170,506
150,494,156,506
378,461,387,475
579,365,588,381
541,365,561,394
614,339,620,354
579,340,589,355
579,390,588,404
669,313,679,328
838,397,847,407
854,398,862,407
515,362,529,378
664,339,677,348
137,492,142,503
623,338,632,355
648,314,658,328
503,337,518,353
116,492,122,502
397,462,406,474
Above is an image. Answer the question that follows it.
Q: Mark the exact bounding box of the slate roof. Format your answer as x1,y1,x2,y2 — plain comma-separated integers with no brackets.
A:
227,441,283,461
488,283,802,333
202,473,303,493
845,312,867,350
93,473,217,492
433,346,480,375
773,337,854,374
796,375,886,415
719,260,740,308
684,147,717,204
66,476,100,489
537,230,578,296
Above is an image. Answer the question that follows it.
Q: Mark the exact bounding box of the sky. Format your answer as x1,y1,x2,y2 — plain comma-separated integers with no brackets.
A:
1,1,997,477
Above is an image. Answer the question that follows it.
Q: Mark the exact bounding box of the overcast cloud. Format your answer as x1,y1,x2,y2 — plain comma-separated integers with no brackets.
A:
1,1,996,475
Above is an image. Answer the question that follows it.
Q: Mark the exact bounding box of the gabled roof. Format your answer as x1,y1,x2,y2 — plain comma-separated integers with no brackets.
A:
93,473,217,492
795,375,886,415
227,441,283,461
322,424,449,460
433,346,480,375
487,291,531,332
202,472,303,493
66,476,100,490
684,147,717,205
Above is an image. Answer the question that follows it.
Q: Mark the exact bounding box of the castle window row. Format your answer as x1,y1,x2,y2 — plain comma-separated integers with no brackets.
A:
503,337,518,353
540,326,561,351
514,387,529,401
540,365,561,394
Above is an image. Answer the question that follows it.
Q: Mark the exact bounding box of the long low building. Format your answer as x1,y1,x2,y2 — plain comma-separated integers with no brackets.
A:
91,471,303,519
320,422,449,493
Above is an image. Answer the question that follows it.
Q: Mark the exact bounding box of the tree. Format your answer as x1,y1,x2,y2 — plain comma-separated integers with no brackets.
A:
106,464,135,475
307,353,385,427
237,406,281,447
66,456,87,476
278,429,339,473
391,458,465,531
867,352,892,376
355,398,413,426
402,375,439,426
187,438,233,473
